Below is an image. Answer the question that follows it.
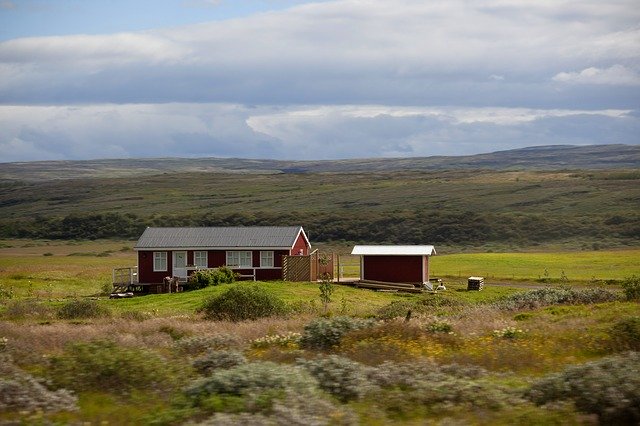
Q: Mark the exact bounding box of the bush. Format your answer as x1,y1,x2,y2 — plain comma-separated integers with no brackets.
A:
298,355,373,402
174,334,242,356
57,298,111,320
48,340,183,393
526,352,640,424
198,390,355,425
198,285,288,321
621,275,640,301
609,317,640,351
366,359,514,412
495,287,621,311
2,299,54,320
0,354,77,413
299,316,377,350
185,267,237,291
184,362,318,403
193,350,247,376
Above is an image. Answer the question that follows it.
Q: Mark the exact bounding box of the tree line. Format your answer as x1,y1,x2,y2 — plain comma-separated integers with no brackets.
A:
1,210,638,246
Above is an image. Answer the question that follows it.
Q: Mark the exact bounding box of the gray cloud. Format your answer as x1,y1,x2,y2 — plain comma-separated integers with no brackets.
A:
0,104,636,162
1,0,638,162
1,0,638,109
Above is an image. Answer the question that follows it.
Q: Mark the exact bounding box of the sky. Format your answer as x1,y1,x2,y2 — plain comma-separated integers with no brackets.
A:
0,0,639,162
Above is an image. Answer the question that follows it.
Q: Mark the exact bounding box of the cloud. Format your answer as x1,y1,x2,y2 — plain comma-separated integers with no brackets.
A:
1,0,638,109
553,65,640,86
1,103,636,162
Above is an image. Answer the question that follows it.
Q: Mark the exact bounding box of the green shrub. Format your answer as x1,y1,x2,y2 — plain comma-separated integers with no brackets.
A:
3,299,54,320
184,362,318,404
609,317,640,351
199,390,354,425
0,354,77,413
193,350,247,376
495,287,620,311
526,352,640,424
298,355,373,402
621,275,640,301
366,360,513,412
185,267,237,291
299,316,377,350
198,284,288,321
56,298,111,320
48,340,183,393
174,334,241,356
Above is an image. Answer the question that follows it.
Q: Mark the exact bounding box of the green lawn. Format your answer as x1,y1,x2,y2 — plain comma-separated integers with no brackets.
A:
431,249,640,282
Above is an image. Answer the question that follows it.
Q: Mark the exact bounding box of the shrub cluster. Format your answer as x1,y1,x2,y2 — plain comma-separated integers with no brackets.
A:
198,285,288,321
185,267,237,291
193,350,247,376
621,275,640,301
526,352,640,424
299,316,377,350
0,354,77,413
298,355,373,402
174,334,241,356
367,359,515,412
2,299,54,320
56,298,111,320
185,361,318,403
48,340,183,393
609,317,640,351
495,287,621,311
197,391,355,426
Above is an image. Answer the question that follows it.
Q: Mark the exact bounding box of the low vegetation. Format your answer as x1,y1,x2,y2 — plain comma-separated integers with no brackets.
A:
198,284,289,321
1,240,639,424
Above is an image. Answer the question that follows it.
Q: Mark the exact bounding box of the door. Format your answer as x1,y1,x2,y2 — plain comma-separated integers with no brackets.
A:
172,251,187,279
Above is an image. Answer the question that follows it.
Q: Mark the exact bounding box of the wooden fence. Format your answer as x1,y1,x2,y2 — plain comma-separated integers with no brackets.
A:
282,250,335,282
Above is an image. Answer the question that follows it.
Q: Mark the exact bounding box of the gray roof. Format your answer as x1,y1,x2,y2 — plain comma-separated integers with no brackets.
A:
134,226,306,249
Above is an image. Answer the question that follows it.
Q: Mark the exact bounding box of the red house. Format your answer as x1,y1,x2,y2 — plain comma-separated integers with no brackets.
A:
351,245,436,289
134,226,310,284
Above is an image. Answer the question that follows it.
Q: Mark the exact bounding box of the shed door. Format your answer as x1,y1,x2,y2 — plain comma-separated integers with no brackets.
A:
172,251,187,278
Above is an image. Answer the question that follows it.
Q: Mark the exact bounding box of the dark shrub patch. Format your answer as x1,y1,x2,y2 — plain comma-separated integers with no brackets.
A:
184,267,237,291
48,340,183,393
526,352,640,424
299,316,376,350
57,298,111,320
198,284,288,321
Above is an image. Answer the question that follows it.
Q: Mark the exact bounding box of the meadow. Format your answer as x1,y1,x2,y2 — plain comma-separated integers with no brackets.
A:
1,239,639,424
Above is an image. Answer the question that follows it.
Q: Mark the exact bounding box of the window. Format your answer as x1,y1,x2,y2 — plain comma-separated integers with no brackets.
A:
260,251,274,267
194,251,208,268
226,251,252,268
153,252,167,271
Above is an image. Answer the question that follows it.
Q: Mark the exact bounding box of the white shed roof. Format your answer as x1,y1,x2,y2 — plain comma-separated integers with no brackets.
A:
351,245,436,256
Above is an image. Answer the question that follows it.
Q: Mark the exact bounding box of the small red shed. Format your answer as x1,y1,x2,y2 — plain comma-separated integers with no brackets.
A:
135,226,310,284
351,245,437,289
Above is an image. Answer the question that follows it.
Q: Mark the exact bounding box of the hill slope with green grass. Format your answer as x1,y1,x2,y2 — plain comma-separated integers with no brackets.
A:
1,144,639,181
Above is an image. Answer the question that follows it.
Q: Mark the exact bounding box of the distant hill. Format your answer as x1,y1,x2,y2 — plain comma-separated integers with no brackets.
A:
0,144,638,181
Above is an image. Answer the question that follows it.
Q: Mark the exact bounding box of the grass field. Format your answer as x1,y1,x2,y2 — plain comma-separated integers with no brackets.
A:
2,241,638,302
1,239,639,424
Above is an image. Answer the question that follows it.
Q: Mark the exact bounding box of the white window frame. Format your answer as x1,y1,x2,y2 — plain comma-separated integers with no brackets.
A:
194,251,208,268
153,251,167,272
260,251,274,268
226,251,252,268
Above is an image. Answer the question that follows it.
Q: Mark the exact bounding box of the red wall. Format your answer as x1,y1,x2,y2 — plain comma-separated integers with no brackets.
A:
362,255,424,283
138,251,173,284
292,231,310,255
138,249,289,283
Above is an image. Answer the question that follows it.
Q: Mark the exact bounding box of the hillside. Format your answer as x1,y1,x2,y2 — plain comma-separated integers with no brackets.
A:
1,144,639,181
